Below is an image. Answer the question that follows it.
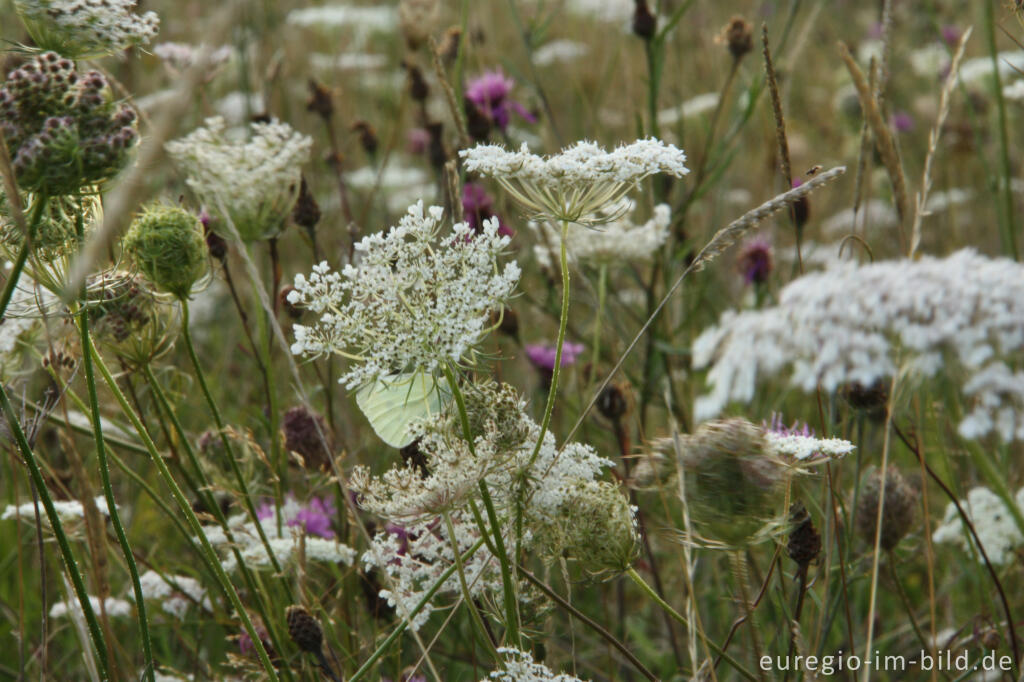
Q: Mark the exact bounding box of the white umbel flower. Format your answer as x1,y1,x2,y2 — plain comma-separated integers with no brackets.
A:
3,496,111,522
15,0,159,58
165,117,311,241
531,202,671,267
460,139,688,225
137,570,211,619
49,595,132,619
933,486,1024,565
692,249,1024,442
485,647,589,682
288,201,521,388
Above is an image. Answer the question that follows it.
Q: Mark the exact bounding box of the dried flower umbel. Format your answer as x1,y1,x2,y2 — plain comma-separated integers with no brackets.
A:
86,272,178,369
287,201,521,388
460,138,688,226
15,0,159,58
165,116,312,241
0,52,138,195
854,467,918,551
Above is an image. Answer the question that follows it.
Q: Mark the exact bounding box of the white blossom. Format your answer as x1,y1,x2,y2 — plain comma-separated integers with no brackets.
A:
692,250,1024,441
460,139,688,225
484,648,589,682
49,596,132,619
288,201,521,388
153,42,231,73
165,117,311,241
821,198,899,238
657,93,720,127
933,487,1024,565
3,496,111,522
531,202,671,268
137,570,211,620
764,432,855,463
15,0,159,57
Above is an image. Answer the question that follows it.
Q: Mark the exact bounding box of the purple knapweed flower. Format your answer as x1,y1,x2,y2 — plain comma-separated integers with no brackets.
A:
941,25,962,47
257,495,336,539
525,341,585,371
736,236,773,285
464,69,536,131
462,182,513,237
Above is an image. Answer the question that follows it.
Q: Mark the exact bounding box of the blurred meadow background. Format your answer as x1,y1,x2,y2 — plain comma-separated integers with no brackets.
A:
1,0,1024,680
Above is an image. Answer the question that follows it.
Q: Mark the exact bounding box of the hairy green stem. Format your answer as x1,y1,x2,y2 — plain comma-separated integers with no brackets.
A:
442,512,501,662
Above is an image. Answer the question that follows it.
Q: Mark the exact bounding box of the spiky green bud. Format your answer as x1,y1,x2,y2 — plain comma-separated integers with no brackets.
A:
123,204,207,299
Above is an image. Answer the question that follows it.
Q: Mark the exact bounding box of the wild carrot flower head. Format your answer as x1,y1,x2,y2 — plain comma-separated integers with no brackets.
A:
14,0,159,58
531,202,671,267
287,201,521,388
165,116,312,241
0,53,138,195
460,138,688,226
464,69,536,132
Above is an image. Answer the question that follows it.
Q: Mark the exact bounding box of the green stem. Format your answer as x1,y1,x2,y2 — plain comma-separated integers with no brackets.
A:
0,386,111,680
348,538,485,682
77,309,155,681
524,220,570,472
590,263,607,373
180,300,291,582
140,364,295,681
441,364,521,647
626,567,757,682
442,512,501,662
985,0,1019,260
89,349,281,680
0,194,47,318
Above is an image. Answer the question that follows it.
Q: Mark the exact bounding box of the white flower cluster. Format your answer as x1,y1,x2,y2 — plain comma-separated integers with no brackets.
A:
484,648,588,682
288,201,521,388
49,595,132,619
531,202,671,268
692,250,1024,441
197,507,356,574
165,117,311,241
2,496,111,521
933,486,1024,566
460,139,688,225
136,570,211,620
15,0,159,57
359,385,614,629
764,432,855,463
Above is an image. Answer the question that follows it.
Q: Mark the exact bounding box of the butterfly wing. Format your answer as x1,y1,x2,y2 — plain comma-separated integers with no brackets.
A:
355,372,450,448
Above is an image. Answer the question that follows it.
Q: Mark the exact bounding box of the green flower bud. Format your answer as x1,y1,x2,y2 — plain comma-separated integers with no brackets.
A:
123,204,207,299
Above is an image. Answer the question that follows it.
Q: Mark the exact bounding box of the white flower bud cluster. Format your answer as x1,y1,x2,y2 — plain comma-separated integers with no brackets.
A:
693,249,1024,442
288,201,521,388
460,138,688,225
15,0,159,57
165,117,311,241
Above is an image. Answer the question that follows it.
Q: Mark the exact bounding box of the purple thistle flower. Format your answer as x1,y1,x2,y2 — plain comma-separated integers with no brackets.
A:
525,341,585,371
764,413,815,438
736,236,773,285
464,69,536,131
462,182,513,237
406,127,430,155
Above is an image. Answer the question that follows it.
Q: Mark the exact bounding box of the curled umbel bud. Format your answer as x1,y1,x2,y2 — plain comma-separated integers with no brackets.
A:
123,204,208,299
0,52,138,195
285,605,324,655
854,467,917,551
